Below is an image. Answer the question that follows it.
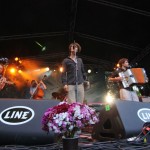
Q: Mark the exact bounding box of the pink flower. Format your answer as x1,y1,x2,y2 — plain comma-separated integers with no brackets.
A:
41,102,99,138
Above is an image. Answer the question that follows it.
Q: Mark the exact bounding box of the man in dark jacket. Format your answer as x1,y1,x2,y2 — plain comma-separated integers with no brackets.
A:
61,42,87,103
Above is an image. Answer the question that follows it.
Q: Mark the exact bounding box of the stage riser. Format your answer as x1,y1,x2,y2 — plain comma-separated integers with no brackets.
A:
0,99,59,145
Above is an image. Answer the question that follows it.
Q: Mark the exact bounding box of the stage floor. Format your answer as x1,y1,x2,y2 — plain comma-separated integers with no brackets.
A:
1,130,150,150
1,139,150,149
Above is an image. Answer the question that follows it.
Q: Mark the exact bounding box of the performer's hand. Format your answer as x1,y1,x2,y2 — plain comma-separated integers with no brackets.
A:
84,80,90,90
115,77,123,81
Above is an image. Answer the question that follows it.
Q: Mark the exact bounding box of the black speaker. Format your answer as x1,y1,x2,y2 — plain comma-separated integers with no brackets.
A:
92,100,150,141
0,99,60,145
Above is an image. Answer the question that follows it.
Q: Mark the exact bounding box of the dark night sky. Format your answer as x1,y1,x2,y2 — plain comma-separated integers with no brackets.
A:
0,0,150,74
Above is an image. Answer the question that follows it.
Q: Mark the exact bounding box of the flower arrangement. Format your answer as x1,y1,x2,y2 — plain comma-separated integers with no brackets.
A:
42,102,99,138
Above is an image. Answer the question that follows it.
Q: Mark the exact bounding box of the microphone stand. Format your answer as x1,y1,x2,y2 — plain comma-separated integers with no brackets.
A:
75,51,78,102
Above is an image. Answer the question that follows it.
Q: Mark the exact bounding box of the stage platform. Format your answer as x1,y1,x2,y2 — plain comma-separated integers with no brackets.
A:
0,99,150,149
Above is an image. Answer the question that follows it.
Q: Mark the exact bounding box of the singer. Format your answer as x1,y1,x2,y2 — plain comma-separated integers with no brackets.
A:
108,58,139,101
61,42,87,103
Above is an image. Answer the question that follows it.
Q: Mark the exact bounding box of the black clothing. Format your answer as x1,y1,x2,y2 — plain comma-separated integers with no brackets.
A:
110,68,124,89
61,56,87,85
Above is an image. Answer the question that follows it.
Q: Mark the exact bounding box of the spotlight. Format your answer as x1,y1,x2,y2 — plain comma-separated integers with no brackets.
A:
15,57,19,61
116,63,120,68
45,67,50,71
9,68,16,74
35,41,46,51
42,46,46,51
59,67,63,72
18,70,22,73
87,69,91,74
19,60,22,64
105,92,115,104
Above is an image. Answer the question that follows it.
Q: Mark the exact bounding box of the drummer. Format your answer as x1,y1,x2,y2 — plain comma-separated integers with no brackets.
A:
108,58,139,102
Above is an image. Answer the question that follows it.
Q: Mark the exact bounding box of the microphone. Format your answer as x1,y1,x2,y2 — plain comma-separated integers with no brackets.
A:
128,65,132,69
72,45,78,52
74,47,78,53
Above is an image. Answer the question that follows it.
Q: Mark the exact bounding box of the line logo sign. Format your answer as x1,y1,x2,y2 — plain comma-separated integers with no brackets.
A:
0,106,35,125
137,108,150,122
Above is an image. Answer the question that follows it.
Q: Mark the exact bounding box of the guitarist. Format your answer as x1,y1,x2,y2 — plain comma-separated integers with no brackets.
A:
30,79,47,100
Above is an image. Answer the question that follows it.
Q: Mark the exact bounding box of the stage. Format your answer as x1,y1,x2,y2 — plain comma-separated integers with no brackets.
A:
0,99,150,149
1,133,150,150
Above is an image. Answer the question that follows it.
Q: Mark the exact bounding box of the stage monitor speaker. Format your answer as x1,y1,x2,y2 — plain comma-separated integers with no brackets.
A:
92,100,150,141
0,99,60,145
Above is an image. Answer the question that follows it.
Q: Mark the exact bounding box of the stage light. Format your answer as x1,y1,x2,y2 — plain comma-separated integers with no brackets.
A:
59,67,63,72
45,67,50,71
9,68,16,74
42,46,46,51
35,41,46,51
18,70,22,73
19,60,22,64
116,63,120,68
15,57,19,61
87,69,91,74
105,92,115,104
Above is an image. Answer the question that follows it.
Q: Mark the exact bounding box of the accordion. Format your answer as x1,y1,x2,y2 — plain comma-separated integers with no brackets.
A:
119,68,148,88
